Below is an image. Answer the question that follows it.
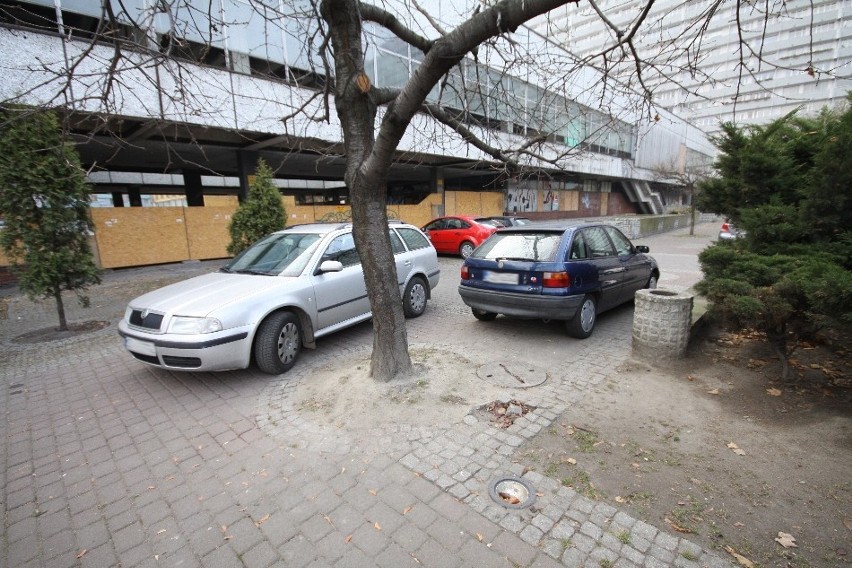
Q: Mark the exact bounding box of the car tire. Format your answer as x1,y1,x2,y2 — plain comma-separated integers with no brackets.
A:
566,295,596,339
472,308,497,321
646,273,658,289
403,276,428,318
459,241,475,258
255,311,301,374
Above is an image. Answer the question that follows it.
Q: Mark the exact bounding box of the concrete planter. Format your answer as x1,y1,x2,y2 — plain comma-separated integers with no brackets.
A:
632,289,694,359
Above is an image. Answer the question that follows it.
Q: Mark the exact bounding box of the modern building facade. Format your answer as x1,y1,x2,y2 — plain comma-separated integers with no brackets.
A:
0,0,713,267
533,0,851,134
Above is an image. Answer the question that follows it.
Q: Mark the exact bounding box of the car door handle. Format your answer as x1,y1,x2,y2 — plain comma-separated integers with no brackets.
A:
602,268,626,274
404,260,412,267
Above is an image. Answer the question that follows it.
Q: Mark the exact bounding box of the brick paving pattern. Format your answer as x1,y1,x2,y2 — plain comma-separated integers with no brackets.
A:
1,224,733,567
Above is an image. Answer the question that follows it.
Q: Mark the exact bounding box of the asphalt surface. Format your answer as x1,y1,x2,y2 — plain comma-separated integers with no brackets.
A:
0,222,735,568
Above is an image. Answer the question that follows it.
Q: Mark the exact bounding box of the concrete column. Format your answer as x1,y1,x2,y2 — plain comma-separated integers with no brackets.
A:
183,170,205,207
236,150,260,204
432,167,445,217
128,187,142,207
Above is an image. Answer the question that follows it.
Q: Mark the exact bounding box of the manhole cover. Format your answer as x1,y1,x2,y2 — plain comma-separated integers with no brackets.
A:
488,475,536,509
477,361,547,388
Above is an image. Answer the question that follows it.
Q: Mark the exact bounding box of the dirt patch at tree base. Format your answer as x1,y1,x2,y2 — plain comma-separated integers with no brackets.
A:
515,327,851,568
290,346,517,431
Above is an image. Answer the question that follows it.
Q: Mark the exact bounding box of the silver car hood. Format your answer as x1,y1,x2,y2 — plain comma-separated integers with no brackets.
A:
128,272,294,317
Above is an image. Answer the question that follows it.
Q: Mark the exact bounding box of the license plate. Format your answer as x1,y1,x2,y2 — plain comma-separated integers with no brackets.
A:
483,271,518,285
125,336,156,357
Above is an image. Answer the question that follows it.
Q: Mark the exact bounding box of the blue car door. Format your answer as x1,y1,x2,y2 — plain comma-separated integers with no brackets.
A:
578,227,623,311
603,226,652,303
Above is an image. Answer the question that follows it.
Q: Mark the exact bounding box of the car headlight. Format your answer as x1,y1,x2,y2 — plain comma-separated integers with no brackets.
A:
168,316,223,334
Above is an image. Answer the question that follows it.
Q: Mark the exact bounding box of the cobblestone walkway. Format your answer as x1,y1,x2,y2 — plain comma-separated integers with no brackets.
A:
1,224,734,567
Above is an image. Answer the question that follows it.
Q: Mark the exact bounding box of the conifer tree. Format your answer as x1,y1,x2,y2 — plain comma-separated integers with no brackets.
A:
227,159,286,256
0,107,101,331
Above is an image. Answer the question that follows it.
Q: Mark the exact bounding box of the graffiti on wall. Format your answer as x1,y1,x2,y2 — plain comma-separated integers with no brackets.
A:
507,187,537,212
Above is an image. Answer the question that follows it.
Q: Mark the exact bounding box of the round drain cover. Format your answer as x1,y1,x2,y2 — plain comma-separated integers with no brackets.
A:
488,475,536,509
477,362,547,388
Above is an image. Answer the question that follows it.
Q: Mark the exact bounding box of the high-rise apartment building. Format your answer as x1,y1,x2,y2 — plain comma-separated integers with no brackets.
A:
534,0,851,133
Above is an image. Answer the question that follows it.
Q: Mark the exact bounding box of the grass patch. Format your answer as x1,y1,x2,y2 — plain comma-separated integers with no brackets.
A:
561,470,604,499
574,429,600,453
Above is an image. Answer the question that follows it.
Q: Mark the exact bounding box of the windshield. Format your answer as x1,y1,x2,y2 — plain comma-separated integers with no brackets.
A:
223,233,321,276
472,233,562,261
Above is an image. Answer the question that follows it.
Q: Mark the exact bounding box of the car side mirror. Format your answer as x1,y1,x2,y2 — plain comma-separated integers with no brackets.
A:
317,260,344,274
635,245,650,253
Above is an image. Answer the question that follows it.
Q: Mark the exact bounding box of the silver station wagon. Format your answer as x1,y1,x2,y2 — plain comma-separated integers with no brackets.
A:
118,222,440,374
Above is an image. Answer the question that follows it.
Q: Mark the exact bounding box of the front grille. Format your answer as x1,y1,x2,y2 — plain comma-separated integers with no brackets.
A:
129,310,164,330
161,356,202,368
130,352,160,365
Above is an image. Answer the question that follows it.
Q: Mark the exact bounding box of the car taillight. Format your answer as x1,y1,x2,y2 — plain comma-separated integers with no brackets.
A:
543,271,569,288
461,265,470,279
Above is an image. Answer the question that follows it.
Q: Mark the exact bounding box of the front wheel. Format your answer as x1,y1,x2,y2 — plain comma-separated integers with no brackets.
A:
472,308,497,321
403,276,428,318
566,295,596,339
459,241,475,258
255,311,302,374
646,272,659,289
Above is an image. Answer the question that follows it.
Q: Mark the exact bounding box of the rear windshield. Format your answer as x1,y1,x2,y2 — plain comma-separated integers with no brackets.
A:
471,232,563,261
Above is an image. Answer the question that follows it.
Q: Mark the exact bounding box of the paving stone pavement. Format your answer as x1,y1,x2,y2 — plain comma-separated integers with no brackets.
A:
1,223,735,567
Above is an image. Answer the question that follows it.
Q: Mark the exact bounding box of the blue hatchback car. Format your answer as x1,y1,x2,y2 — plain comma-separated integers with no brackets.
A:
458,223,659,338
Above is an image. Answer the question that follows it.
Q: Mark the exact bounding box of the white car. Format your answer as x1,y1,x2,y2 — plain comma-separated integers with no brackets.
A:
118,222,440,374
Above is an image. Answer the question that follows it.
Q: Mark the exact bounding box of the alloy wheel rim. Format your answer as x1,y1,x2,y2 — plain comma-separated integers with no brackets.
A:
277,323,299,363
580,300,595,332
410,284,426,312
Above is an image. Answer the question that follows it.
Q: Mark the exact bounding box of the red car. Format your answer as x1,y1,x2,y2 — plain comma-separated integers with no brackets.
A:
421,215,499,258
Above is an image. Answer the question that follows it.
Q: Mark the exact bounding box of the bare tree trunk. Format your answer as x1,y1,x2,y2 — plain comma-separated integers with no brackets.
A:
689,186,696,236
54,286,68,331
351,183,412,380
768,328,792,382
322,0,412,381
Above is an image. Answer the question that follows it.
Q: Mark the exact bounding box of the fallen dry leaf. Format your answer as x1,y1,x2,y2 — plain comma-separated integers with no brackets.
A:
323,515,335,527
255,513,270,527
76,549,88,559
475,533,484,542
344,535,352,544
687,375,696,381
724,545,755,567
562,457,577,465
664,517,693,534
727,442,746,456
707,388,720,395
615,496,625,503
498,491,520,505
157,529,167,535
402,506,413,515
369,489,377,496
775,532,798,548
766,388,782,397
374,522,382,531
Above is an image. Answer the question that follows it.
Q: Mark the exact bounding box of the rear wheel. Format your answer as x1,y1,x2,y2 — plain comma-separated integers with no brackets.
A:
403,276,428,318
566,295,596,339
472,308,497,321
255,311,301,374
459,241,475,258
